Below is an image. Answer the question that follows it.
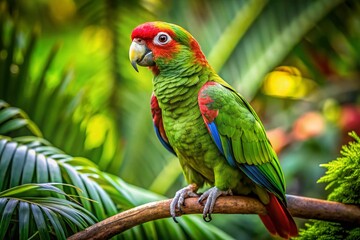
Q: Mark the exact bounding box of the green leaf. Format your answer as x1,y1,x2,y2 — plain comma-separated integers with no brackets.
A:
31,204,50,239
0,103,42,137
47,158,64,197
0,199,19,240
41,206,66,240
14,136,51,149
21,149,36,184
0,107,21,124
92,181,117,216
60,163,91,210
36,154,48,183
0,184,40,197
79,174,106,220
0,183,73,200
0,140,17,191
10,145,27,188
0,119,26,134
0,198,7,215
18,201,30,240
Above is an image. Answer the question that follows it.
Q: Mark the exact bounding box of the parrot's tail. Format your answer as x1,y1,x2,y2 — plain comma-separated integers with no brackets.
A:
258,193,298,239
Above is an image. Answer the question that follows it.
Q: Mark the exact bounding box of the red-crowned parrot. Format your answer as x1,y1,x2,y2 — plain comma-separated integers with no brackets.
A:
129,21,297,239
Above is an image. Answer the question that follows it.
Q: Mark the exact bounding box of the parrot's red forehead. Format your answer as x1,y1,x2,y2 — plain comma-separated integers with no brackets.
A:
131,22,175,40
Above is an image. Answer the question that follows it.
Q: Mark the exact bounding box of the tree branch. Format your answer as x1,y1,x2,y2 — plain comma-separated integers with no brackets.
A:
68,195,360,240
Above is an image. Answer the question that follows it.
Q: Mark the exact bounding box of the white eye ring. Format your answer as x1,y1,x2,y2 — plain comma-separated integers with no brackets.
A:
154,32,171,45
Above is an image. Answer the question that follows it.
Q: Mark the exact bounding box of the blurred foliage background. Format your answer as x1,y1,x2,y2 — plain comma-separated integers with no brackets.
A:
0,0,360,239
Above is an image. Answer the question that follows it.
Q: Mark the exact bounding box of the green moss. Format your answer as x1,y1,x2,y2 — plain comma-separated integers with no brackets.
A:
300,221,346,240
298,131,360,239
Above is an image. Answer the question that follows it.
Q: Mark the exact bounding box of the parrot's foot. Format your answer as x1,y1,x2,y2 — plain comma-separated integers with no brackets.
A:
170,183,199,223
198,187,232,222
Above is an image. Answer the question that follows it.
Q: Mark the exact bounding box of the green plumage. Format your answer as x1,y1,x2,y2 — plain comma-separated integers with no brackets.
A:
154,61,285,203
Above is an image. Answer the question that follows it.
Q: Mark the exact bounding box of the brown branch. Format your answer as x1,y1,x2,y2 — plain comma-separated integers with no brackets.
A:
68,195,360,240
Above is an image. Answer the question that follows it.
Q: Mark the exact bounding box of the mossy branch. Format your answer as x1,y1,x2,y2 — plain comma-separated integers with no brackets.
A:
68,195,360,240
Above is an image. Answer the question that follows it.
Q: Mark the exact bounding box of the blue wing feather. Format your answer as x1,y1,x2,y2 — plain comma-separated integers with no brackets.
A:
207,122,224,154
239,165,283,199
151,94,176,156
154,125,176,155
207,122,236,167
224,137,237,168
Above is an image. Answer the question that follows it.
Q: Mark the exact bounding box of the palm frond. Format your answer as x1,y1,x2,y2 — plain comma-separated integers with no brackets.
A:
0,100,42,137
0,183,97,240
0,136,119,216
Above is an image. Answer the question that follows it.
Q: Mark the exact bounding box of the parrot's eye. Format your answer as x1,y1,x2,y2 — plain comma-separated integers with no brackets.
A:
154,32,171,45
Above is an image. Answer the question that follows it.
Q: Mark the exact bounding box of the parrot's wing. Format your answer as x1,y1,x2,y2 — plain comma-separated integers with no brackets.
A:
151,94,176,155
198,82,286,202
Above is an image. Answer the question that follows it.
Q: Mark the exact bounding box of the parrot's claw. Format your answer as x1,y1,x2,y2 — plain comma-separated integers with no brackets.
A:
170,184,198,223
198,187,232,222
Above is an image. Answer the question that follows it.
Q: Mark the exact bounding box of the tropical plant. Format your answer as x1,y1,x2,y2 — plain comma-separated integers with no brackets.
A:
298,132,360,239
0,183,97,240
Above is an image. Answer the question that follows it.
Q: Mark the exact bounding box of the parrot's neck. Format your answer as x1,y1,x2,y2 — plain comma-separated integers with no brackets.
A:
153,64,213,110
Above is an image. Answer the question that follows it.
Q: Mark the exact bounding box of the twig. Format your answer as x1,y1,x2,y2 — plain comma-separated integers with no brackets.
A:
68,195,360,240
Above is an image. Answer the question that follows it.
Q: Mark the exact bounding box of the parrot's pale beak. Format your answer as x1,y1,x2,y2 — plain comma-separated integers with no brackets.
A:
129,39,154,72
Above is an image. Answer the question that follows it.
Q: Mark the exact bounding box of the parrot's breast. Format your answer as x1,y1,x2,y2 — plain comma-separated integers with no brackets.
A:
165,107,218,180
153,71,233,186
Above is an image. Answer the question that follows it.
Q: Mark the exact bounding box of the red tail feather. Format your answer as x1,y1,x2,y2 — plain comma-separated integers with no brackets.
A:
259,193,298,239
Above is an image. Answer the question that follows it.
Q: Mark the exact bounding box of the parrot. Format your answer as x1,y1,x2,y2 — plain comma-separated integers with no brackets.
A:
129,21,298,239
